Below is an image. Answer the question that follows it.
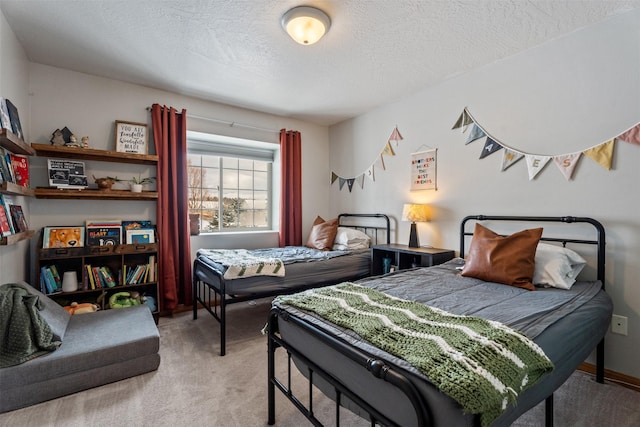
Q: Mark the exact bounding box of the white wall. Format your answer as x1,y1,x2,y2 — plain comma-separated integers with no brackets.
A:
26,63,330,276
329,9,640,379
0,9,30,284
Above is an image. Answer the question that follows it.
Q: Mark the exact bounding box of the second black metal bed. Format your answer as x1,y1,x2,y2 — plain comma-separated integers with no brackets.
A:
267,215,613,427
192,213,390,355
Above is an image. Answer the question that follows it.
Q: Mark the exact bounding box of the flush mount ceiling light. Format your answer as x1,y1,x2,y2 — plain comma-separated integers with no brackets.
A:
281,6,331,45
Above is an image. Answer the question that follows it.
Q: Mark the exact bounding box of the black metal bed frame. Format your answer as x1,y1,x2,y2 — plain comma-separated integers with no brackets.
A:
267,215,607,427
192,213,390,356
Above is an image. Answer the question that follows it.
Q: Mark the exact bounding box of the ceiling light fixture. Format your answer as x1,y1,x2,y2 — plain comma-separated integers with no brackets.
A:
281,6,331,45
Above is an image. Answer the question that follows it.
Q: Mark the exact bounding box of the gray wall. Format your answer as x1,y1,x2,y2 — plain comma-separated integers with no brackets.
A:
329,9,640,379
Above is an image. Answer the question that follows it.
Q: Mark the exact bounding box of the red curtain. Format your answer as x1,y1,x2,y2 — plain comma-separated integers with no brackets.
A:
279,129,302,247
151,104,192,311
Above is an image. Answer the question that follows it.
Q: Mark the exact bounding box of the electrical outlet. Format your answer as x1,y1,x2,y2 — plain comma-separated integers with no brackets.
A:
611,315,628,336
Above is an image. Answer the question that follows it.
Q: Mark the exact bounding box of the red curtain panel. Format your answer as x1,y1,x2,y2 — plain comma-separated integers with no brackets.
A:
151,104,192,311
279,129,302,247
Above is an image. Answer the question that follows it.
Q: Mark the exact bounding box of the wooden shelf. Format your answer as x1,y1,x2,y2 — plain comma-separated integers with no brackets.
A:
34,188,158,200
1,181,35,196
0,229,35,246
31,143,158,165
0,128,35,155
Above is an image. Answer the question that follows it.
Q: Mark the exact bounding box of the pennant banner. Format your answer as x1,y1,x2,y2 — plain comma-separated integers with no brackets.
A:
331,126,403,192
553,153,581,180
453,107,637,180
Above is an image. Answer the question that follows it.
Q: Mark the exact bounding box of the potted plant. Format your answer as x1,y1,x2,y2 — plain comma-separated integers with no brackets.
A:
129,174,156,193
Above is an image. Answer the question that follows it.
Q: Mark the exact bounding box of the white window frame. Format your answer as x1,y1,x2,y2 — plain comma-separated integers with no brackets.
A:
187,131,280,234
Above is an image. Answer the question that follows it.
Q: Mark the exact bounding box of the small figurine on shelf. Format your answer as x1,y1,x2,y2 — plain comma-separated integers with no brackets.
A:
81,136,89,148
65,134,83,148
50,129,65,145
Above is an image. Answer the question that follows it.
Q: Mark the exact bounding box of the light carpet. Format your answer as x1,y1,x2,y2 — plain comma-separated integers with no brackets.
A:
0,298,638,426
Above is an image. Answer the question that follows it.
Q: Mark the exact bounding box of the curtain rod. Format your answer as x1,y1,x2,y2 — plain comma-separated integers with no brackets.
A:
146,107,280,134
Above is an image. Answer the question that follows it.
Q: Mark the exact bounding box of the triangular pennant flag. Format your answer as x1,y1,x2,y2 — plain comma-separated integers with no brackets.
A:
583,139,615,170
616,124,640,146
338,178,346,190
331,172,339,184
501,149,524,171
376,154,386,170
525,155,551,180
388,127,403,142
347,178,355,192
553,153,581,180
479,137,503,159
465,124,486,145
365,165,375,181
381,141,395,156
356,174,365,189
451,108,473,132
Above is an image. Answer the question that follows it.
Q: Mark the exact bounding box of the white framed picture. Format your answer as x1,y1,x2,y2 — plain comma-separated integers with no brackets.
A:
115,120,148,154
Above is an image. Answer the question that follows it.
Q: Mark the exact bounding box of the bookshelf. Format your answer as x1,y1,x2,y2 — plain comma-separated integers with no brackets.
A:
36,240,159,321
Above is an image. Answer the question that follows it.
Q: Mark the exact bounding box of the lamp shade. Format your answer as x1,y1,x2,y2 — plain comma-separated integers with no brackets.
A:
402,204,429,223
281,6,331,45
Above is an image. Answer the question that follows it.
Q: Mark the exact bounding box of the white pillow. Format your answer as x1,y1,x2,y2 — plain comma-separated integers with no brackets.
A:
533,243,586,289
332,227,371,250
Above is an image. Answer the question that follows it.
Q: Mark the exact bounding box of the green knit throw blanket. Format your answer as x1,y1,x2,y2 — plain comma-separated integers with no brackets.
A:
276,283,554,426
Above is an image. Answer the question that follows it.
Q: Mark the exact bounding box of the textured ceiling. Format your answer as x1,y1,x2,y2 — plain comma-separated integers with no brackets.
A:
1,0,639,126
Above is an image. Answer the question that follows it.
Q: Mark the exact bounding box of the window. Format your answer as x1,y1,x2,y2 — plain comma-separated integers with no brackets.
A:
187,131,278,233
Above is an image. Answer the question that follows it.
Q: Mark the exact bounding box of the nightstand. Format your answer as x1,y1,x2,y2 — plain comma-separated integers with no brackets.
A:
371,244,455,276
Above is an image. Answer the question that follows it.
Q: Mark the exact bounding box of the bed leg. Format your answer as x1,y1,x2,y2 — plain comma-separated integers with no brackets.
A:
267,310,277,425
192,277,198,320
219,296,226,356
545,394,553,427
596,338,605,383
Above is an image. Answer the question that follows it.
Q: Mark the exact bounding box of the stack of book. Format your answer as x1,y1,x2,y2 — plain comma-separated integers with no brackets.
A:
0,194,28,237
85,264,117,289
40,264,62,294
124,255,156,285
0,148,29,187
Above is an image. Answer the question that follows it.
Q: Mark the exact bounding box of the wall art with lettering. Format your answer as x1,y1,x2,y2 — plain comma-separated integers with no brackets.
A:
115,120,148,154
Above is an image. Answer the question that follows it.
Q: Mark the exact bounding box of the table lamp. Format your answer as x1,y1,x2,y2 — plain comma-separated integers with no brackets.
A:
402,204,429,248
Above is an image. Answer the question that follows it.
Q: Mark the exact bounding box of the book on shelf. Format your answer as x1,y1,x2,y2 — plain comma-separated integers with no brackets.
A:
1,195,16,234
0,148,14,183
0,98,12,131
86,225,122,246
40,265,61,294
99,266,117,288
125,228,155,244
42,226,85,248
9,153,29,187
9,204,28,233
85,264,95,290
4,98,23,141
0,196,12,237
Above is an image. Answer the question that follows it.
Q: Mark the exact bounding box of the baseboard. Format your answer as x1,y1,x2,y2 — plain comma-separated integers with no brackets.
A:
578,362,640,392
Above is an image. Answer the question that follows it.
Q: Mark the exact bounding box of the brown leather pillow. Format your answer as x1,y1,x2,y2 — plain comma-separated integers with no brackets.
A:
461,223,543,291
306,216,339,251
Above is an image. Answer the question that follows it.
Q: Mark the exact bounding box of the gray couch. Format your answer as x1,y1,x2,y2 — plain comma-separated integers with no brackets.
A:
0,282,160,413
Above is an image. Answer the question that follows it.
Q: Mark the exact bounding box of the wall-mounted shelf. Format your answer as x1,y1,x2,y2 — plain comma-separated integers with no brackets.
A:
34,188,158,200
1,181,35,197
0,229,35,246
31,143,158,165
0,128,36,155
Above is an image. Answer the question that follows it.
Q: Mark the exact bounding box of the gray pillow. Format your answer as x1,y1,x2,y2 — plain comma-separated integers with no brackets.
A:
6,281,71,341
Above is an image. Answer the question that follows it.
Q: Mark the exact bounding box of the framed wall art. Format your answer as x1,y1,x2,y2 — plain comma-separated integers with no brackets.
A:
410,148,437,191
115,120,148,154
